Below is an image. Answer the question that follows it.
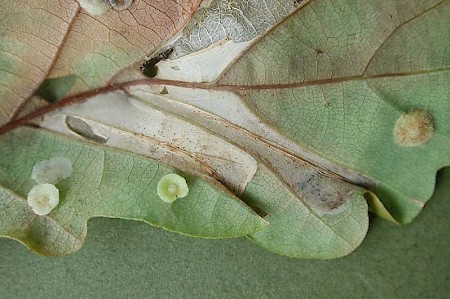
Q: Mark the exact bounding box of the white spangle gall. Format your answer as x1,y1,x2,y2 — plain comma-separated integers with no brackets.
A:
27,184,60,216
157,173,189,203
31,157,73,185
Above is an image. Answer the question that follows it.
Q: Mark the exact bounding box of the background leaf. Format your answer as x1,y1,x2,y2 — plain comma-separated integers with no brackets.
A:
0,167,449,297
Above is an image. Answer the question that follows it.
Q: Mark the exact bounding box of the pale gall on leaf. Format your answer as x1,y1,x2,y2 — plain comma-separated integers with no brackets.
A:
157,174,190,203
27,183,60,216
31,157,73,185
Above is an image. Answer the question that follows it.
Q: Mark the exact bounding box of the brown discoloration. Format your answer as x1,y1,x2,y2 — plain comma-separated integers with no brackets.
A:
1,0,79,125
266,153,357,214
108,0,134,11
393,109,434,147
295,172,353,212
48,0,203,95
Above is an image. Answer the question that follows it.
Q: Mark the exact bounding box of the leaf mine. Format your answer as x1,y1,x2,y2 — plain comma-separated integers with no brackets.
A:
40,91,258,197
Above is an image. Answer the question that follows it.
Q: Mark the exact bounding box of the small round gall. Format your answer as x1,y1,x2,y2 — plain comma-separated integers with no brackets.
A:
27,184,60,216
393,109,434,147
157,174,189,203
31,157,73,185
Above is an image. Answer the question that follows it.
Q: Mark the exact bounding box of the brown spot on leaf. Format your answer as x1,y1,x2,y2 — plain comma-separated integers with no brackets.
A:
393,109,434,147
108,0,134,11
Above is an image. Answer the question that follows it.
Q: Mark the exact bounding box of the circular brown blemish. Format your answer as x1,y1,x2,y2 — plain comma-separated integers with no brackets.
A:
393,109,434,147
108,0,133,11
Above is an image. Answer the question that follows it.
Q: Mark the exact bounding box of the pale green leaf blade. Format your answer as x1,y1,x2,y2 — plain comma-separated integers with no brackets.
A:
243,163,368,259
123,85,369,259
2,0,448,260
0,127,267,256
364,2,450,76
219,0,444,85
18,81,370,259
217,0,450,223
238,75,450,223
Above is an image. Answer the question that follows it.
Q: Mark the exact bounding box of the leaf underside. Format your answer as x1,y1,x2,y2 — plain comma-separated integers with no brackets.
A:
0,0,449,258
0,128,267,256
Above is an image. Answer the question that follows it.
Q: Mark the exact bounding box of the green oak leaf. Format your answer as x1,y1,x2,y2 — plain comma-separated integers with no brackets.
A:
0,128,267,256
0,0,449,259
220,0,450,224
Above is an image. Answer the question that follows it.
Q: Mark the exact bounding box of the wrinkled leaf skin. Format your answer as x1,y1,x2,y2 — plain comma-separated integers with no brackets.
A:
0,0,448,259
